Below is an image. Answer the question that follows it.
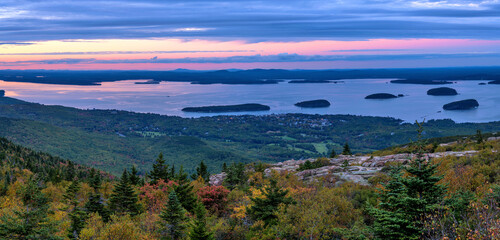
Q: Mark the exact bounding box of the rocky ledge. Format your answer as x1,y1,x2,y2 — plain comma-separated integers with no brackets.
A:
209,150,478,186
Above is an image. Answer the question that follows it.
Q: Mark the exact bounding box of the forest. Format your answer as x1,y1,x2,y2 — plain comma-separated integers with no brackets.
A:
0,129,498,239
1,96,500,175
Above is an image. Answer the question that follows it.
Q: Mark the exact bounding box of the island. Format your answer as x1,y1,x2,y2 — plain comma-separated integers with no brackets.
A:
427,87,458,96
443,99,479,110
0,90,4,97
488,80,500,84
182,103,271,113
289,80,331,84
365,93,398,99
391,79,453,85
294,99,331,108
135,80,160,84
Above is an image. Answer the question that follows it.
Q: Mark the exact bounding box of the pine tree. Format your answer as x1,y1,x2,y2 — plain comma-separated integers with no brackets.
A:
149,153,170,184
0,178,62,239
371,122,447,239
64,180,87,239
476,129,484,144
370,167,418,239
65,161,76,181
247,179,294,226
224,162,247,189
222,162,228,172
342,142,352,155
174,166,197,213
159,191,188,240
189,203,214,240
85,169,109,222
109,169,142,216
191,161,210,182
329,148,336,158
129,166,141,186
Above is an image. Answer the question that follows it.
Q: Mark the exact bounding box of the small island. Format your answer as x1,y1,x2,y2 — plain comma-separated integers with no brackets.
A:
391,79,453,85
182,103,271,113
0,90,4,97
294,99,331,108
289,80,331,84
488,80,500,84
135,80,160,84
365,93,398,99
427,87,458,96
443,99,479,110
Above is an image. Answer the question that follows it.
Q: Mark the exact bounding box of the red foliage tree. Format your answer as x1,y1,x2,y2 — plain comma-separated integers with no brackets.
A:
197,185,230,214
139,179,178,213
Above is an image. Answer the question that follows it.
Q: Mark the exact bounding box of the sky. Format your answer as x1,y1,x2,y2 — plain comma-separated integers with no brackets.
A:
1,0,500,70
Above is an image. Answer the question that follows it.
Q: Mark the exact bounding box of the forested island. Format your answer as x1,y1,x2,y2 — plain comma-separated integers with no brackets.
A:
489,80,500,84
182,103,271,113
365,93,398,99
0,90,4,97
294,99,331,108
443,99,479,110
391,79,454,85
427,87,458,96
2,67,500,85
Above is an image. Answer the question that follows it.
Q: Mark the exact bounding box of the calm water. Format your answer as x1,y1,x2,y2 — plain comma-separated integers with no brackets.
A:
1,79,498,123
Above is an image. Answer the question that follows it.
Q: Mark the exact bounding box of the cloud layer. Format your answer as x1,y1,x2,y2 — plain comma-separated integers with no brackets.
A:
1,0,500,42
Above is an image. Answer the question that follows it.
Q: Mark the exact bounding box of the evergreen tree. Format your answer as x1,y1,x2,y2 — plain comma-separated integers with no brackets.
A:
65,161,76,181
0,178,62,239
342,142,352,155
224,162,247,189
174,166,197,213
149,153,170,184
247,179,294,226
222,162,228,173
476,129,484,144
371,122,447,239
191,161,210,182
85,169,109,222
129,166,141,186
329,148,336,158
159,191,188,240
109,169,142,216
64,180,87,239
189,203,214,240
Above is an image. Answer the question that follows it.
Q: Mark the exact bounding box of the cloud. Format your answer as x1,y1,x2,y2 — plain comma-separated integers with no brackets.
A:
0,0,500,42
0,50,253,55
3,52,500,65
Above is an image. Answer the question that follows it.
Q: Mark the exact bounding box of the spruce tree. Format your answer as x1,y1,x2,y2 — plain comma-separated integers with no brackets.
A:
85,169,109,222
247,179,294,226
189,203,214,240
64,180,87,239
342,142,352,155
371,122,447,239
0,178,62,239
329,148,336,158
159,191,188,240
191,161,210,182
128,166,141,186
224,162,247,189
222,162,228,173
109,169,142,216
174,166,197,213
149,153,170,184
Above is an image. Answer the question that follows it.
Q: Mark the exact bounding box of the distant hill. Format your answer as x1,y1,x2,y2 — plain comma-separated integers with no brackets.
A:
2,66,500,85
1,96,500,175
0,136,108,181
